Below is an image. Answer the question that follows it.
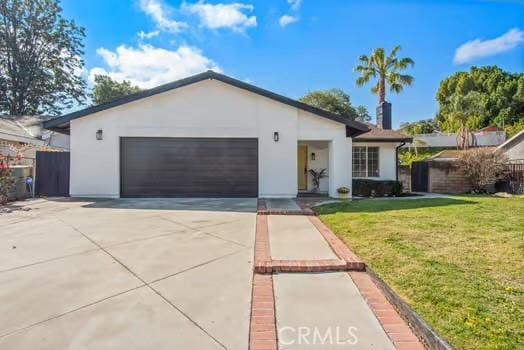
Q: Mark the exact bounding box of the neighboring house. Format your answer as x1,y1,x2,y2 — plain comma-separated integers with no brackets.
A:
43,71,410,198
410,142,524,194
0,116,70,164
496,130,524,163
408,126,506,150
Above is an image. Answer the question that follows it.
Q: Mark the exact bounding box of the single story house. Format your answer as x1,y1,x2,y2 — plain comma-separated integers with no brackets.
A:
44,71,410,198
1,116,70,164
496,129,524,163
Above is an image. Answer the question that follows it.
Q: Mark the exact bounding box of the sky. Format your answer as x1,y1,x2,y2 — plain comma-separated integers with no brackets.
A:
61,0,524,128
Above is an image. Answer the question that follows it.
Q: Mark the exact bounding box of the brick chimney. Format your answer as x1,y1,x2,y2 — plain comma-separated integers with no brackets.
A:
376,102,392,129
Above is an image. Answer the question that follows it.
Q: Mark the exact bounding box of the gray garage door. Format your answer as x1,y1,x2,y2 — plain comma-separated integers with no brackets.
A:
120,137,258,198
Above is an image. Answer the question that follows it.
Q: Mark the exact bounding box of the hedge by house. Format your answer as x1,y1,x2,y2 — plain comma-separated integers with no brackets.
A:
352,179,403,197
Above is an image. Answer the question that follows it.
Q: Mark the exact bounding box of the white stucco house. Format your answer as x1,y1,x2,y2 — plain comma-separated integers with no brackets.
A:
44,71,410,198
497,130,524,163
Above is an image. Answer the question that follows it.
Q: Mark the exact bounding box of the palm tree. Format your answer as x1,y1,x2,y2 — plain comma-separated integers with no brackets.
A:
440,91,485,149
355,46,414,104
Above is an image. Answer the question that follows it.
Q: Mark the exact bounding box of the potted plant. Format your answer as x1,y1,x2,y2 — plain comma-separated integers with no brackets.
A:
337,186,350,199
308,168,327,193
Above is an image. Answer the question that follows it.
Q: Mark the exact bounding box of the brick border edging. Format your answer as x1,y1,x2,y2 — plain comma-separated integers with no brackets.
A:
349,271,426,350
258,209,316,216
308,216,365,271
366,268,453,350
249,274,278,350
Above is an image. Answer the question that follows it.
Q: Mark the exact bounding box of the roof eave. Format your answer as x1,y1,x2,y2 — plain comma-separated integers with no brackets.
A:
353,137,413,143
43,71,369,134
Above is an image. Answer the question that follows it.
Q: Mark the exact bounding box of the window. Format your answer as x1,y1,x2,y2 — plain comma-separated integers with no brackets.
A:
352,146,379,177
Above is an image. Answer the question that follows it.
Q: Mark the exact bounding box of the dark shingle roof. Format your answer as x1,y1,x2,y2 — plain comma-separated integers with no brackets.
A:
43,71,369,134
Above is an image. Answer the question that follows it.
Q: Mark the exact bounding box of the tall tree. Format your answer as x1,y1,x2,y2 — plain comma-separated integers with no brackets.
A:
299,89,370,122
0,0,86,116
355,45,414,104
92,75,142,105
441,91,485,149
400,119,437,135
436,66,524,134
355,105,372,123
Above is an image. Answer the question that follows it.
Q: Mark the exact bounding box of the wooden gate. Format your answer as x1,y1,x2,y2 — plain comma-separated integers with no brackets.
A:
411,161,429,192
35,151,70,197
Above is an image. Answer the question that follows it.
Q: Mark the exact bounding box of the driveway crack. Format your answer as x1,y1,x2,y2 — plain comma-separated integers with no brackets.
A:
52,215,229,350
158,216,250,248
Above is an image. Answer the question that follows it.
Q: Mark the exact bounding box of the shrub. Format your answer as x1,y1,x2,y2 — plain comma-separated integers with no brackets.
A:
457,148,508,192
337,186,350,194
308,168,327,192
352,179,403,197
0,156,15,204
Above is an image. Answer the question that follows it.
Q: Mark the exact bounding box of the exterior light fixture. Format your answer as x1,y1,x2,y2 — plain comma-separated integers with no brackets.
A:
273,132,279,142
96,129,103,140
311,152,316,160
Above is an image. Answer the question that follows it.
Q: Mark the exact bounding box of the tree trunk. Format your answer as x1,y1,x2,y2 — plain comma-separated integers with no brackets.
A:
379,77,386,104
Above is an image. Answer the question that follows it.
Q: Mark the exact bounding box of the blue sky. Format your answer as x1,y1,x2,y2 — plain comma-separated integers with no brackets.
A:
61,0,524,128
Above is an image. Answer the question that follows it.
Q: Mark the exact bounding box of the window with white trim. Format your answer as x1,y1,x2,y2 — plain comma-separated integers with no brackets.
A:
352,146,379,177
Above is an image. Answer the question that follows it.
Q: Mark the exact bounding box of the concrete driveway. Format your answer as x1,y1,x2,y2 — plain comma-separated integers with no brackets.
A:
0,198,257,350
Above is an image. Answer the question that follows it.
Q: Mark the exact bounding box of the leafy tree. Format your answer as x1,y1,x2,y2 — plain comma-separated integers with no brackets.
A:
505,119,524,138
436,66,524,134
92,75,142,105
355,105,372,123
300,89,369,121
441,91,485,149
355,45,414,104
0,0,86,115
400,119,437,135
457,148,508,193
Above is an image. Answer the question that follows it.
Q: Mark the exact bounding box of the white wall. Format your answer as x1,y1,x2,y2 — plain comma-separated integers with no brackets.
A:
505,140,524,161
70,79,351,198
352,142,399,181
413,131,506,148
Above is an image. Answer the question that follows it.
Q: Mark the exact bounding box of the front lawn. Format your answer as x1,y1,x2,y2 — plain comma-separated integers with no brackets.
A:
316,196,523,349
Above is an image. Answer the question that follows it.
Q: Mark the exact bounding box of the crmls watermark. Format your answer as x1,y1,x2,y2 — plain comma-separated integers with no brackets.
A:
278,326,359,346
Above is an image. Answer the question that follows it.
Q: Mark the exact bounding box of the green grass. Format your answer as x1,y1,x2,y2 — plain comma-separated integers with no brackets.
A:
316,196,524,350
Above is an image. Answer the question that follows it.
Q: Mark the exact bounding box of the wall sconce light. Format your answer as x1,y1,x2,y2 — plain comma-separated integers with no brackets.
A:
273,132,279,142
96,129,103,140
311,152,316,160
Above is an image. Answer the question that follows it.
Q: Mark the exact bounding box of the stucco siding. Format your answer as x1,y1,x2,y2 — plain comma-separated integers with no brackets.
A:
352,142,399,181
70,79,351,198
504,140,524,161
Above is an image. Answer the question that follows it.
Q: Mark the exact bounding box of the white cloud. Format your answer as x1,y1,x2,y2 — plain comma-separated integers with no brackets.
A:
279,14,298,27
287,0,302,11
140,0,187,33
89,44,220,89
183,1,257,32
137,30,160,39
454,28,524,64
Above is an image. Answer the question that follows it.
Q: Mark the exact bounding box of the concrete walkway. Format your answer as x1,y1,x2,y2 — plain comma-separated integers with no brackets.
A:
268,215,337,260
263,209,396,349
274,273,395,349
265,198,301,211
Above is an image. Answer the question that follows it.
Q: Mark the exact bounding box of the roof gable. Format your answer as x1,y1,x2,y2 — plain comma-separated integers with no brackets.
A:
43,71,368,134
497,130,524,151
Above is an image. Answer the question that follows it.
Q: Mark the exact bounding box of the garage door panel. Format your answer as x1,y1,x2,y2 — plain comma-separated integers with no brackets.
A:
120,138,258,197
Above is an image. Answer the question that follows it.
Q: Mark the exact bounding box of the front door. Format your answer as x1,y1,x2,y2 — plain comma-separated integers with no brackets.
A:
297,145,308,191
